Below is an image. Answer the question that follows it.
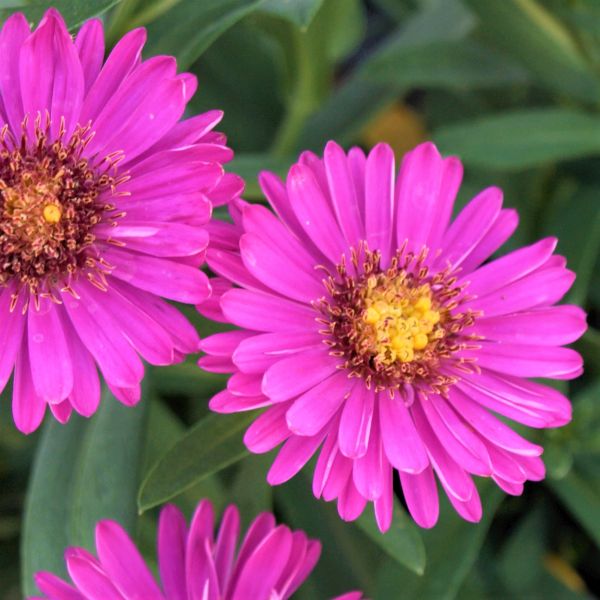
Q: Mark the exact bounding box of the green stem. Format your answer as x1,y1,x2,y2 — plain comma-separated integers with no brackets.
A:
271,26,328,157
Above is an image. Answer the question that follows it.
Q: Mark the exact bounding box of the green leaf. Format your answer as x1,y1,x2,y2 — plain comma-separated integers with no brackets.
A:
265,3,334,156
360,0,527,89
66,392,149,549
260,0,324,29
383,0,475,46
21,417,87,595
299,78,396,150
106,0,182,43
153,362,228,399
547,457,600,550
11,0,122,28
543,184,600,306
376,482,504,600
497,505,547,592
364,40,528,90
144,0,264,70
355,501,426,575
579,332,600,388
138,412,254,513
435,109,600,170
322,0,365,63
21,392,148,596
230,453,274,529
276,473,380,597
189,19,285,153
0,0,26,8
494,504,583,599
463,0,600,101
298,0,474,150
142,396,227,515
230,153,294,199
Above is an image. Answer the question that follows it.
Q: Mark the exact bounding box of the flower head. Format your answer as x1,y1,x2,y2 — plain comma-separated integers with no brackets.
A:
199,141,586,530
32,499,362,600
0,9,242,432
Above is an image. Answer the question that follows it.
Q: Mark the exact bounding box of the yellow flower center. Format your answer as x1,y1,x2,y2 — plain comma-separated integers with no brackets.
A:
358,275,441,365
43,202,62,224
0,120,120,292
2,173,64,252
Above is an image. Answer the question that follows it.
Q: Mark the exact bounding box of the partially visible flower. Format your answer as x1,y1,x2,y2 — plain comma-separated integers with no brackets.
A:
32,499,363,600
0,9,242,432
199,141,586,530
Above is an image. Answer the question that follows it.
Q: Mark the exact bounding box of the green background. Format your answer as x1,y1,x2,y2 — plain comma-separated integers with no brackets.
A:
1,0,600,598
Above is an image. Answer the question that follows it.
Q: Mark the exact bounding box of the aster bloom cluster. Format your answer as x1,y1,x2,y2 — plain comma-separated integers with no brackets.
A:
200,141,587,530
0,9,242,432
31,499,362,600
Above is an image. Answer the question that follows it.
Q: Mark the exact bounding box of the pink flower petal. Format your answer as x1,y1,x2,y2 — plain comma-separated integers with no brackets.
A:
0,13,30,134
229,526,293,600
214,505,240,593
396,142,462,256
464,267,575,317
81,28,145,123
287,163,346,265
365,143,395,263
185,501,218,600
74,18,104,93
228,513,275,594
463,237,557,297
324,141,364,248
221,289,317,332
286,371,350,436
412,401,474,502
200,330,254,358
243,403,291,453
337,478,368,523
19,9,84,138
35,571,85,600
353,413,387,500
62,288,143,401
95,520,163,599
448,388,543,456
28,300,73,404
263,347,339,403
460,208,518,273
103,247,211,304
399,466,439,528
437,186,503,270
259,171,313,248
424,394,492,475
374,459,394,532
0,284,26,393
338,382,374,459
267,430,327,486
240,233,323,303
473,305,587,346
209,389,271,413
65,551,123,600
158,504,188,600
12,337,46,434
233,331,321,373
379,391,429,473
461,342,582,379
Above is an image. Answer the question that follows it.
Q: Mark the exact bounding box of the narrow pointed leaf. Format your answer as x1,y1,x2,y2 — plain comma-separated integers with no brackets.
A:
355,501,426,575
138,411,254,512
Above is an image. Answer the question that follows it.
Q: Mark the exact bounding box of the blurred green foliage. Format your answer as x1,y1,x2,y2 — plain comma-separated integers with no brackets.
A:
1,0,600,598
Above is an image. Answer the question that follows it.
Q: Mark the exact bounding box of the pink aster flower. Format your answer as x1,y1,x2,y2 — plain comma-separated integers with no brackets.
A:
199,141,586,530
0,9,242,432
31,499,363,600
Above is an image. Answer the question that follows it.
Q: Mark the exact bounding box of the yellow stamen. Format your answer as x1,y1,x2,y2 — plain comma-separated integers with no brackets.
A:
359,280,441,365
43,203,62,224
